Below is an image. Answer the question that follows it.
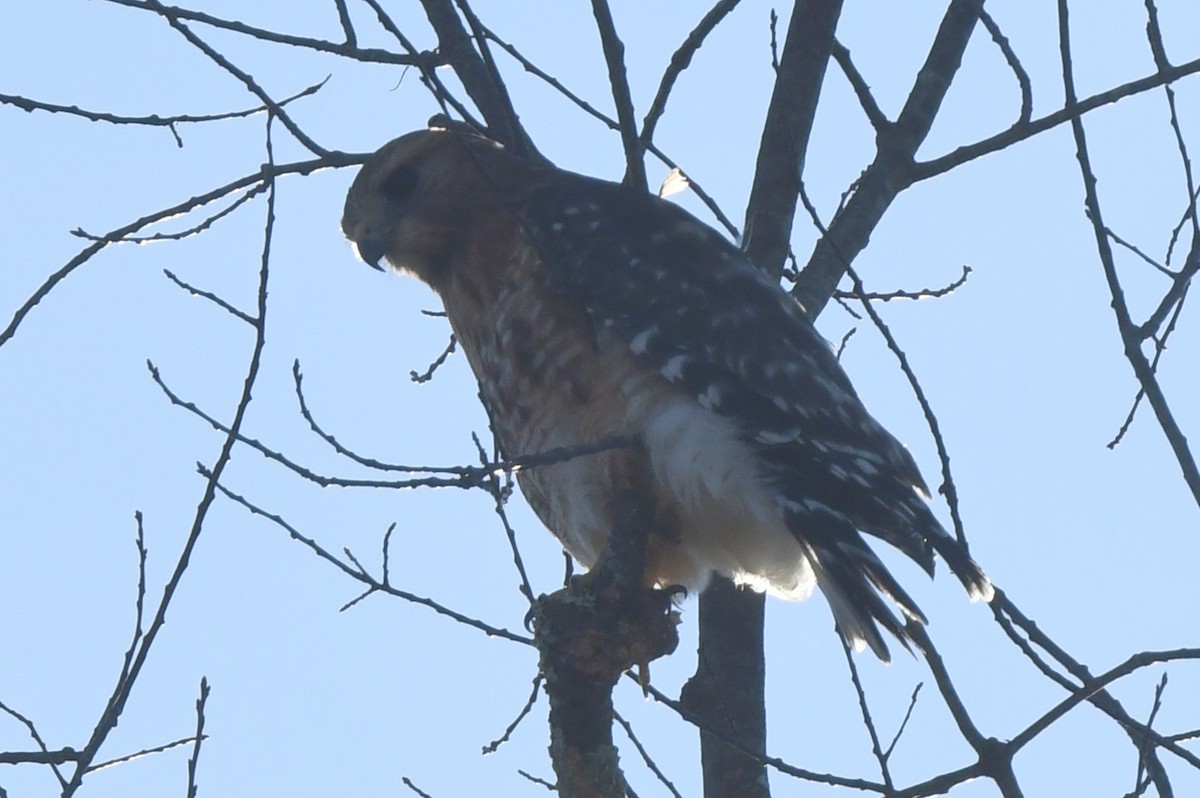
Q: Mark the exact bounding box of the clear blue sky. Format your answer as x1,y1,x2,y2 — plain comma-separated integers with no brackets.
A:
2,2,1198,796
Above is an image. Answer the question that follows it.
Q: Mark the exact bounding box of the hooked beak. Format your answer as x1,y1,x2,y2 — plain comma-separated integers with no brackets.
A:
354,235,387,271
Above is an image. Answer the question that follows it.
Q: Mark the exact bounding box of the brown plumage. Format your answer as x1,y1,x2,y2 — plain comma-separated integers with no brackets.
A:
341,126,990,659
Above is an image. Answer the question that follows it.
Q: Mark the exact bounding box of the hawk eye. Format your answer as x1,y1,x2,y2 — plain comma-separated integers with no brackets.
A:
380,165,418,205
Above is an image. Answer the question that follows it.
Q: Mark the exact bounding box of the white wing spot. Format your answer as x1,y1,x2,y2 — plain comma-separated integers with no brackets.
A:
698,384,723,410
853,456,881,475
661,354,689,381
629,327,658,355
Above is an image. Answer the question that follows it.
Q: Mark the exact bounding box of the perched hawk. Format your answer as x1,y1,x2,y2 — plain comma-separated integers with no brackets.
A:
342,127,991,659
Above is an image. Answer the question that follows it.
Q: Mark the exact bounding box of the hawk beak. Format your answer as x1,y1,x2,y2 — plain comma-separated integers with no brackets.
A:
354,235,387,271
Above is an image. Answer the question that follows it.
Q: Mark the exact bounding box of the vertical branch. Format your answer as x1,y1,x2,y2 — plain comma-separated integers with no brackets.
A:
795,0,984,314
186,678,210,798
535,491,678,797
684,5,844,798
681,579,769,798
589,0,647,190
742,0,845,280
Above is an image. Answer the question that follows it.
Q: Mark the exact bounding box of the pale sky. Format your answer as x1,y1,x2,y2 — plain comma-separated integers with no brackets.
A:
2,2,1199,796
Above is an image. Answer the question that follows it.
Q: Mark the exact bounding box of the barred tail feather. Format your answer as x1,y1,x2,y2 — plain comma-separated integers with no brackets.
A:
784,502,991,661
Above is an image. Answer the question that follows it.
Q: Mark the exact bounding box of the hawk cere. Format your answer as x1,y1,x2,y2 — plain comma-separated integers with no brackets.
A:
341,127,991,660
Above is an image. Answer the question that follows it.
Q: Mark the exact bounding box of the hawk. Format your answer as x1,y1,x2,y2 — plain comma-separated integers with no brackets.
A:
341,126,991,659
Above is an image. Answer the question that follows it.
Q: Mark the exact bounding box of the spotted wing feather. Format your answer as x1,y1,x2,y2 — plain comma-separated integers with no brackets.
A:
524,176,989,652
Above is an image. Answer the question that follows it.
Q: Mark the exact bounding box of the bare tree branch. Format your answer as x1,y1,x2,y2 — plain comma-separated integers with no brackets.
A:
980,9,1032,125
589,0,646,190
743,0,844,280
61,118,280,796
796,0,983,314
0,78,327,146
640,0,743,146
420,0,533,153
916,53,1200,182
1057,0,1200,507
100,0,419,63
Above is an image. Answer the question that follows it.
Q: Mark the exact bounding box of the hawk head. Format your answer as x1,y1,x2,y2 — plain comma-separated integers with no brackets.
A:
341,127,542,288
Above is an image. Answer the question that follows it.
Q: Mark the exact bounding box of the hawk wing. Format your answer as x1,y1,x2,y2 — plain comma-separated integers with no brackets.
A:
525,176,989,648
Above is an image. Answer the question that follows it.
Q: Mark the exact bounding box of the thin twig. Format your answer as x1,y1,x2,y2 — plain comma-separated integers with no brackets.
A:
207,472,532,645
410,334,457,383
75,184,269,244
1108,298,1185,449
471,433,537,605
101,0,419,64
147,0,333,158
979,9,1032,125
614,710,685,798
402,777,436,798
0,79,327,147
1103,223,1175,277
839,637,895,792
1132,674,1169,797
163,269,256,325
482,673,543,754
186,678,209,798
834,265,972,303
641,0,743,146
883,684,923,760
1,154,359,351
0,701,68,786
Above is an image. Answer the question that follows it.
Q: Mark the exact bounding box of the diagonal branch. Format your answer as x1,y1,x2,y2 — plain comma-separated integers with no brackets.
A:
450,0,536,157
146,0,334,158
795,0,983,314
61,117,281,796
640,0,744,146
1,155,355,351
419,0,534,153
830,38,889,134
915,54,1200,183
